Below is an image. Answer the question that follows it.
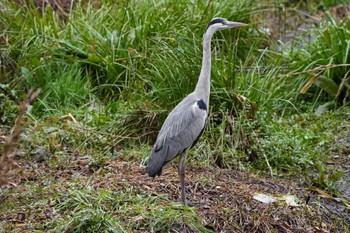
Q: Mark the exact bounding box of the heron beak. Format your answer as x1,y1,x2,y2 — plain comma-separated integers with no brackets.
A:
226,21,248,28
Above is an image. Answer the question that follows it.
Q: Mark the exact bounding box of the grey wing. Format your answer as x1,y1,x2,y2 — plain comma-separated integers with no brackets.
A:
146,98,207,177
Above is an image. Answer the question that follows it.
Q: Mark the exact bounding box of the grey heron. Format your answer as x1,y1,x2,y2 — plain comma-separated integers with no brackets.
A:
146,18,248,206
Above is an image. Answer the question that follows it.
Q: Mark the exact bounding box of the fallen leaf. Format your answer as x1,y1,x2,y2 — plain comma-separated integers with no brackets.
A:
132,215,144,222
253,193,277,204
278,195,299,207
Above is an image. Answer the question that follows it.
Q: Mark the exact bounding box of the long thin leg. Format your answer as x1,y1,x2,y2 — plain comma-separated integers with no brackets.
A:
178,149,188,205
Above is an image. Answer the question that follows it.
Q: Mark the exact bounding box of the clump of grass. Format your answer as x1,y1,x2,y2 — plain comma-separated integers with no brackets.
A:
23,64,91,114
53,186,207,232
285,16,350,104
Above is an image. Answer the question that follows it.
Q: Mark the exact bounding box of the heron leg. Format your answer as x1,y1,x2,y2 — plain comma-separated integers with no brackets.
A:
178,149,189,206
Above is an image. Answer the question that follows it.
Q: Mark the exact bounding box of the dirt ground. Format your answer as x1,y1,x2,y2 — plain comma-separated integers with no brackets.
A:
1,151,349,232
104,157,350,232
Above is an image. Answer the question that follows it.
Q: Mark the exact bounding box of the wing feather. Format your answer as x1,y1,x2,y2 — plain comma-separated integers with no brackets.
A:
146,95,207,177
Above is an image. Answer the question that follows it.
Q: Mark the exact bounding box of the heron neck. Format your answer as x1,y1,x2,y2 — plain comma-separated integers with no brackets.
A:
195,29,215,104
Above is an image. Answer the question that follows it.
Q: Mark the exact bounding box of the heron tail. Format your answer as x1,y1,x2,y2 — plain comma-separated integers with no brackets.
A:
145,146,166,177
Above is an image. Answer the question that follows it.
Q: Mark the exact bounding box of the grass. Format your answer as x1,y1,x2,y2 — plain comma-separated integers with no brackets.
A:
0,0,348,184
1,0,350,232
0,127,210,232
53,186,205,232
1,0,256,112
285,16,350,104
0,108,349,231
51,187,198,232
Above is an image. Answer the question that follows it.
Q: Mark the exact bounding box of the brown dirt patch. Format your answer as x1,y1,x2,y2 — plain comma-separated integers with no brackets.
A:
96,158,349,232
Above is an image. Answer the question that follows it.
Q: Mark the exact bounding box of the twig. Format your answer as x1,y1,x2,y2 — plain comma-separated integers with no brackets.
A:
0,89,40,187
252,130,273,177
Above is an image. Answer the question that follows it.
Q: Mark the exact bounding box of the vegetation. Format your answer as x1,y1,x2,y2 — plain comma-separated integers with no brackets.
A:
0,0,349,232
287,18,350,104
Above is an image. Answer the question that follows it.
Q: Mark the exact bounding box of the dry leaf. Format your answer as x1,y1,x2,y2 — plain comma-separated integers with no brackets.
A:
253,193,277,204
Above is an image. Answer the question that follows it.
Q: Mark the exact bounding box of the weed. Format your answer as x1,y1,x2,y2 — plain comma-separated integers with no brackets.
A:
313,162,345,195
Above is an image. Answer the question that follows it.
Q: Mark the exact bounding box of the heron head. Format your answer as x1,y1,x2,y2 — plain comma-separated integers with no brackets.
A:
206,17,248,32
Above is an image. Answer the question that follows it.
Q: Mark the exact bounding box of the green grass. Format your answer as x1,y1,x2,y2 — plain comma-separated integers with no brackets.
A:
1,0,257,112
52,186,206,232
285,16,350,104
1,107,349,232
1,0,348,170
